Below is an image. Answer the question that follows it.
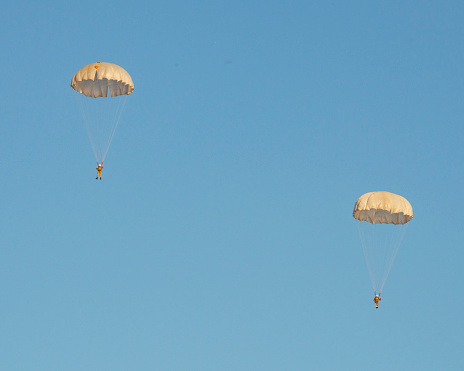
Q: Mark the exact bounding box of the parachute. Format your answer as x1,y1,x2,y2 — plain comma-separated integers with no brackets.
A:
71,62,134,163
353,191,413,295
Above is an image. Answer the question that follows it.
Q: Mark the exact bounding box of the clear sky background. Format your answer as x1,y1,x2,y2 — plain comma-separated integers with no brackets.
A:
1,1,463,370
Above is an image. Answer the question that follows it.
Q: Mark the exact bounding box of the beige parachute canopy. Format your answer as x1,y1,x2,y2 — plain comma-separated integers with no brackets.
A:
71,62,134,98
353,191,413,225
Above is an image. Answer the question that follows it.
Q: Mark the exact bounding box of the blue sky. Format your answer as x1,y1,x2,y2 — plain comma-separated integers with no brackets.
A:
1,1,463,370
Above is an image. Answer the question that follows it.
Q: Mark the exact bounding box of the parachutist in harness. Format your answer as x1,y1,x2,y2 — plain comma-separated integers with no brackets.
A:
374,292,381,309
96,162,104,180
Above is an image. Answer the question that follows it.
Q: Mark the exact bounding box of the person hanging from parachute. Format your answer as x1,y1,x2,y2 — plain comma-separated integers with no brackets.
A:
353,191,413,309
96,162,104,180
373,292,381,309
70,62,134,179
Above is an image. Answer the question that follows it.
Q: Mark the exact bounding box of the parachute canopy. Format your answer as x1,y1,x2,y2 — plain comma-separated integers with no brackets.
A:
71,62,134,98
353,191,413,225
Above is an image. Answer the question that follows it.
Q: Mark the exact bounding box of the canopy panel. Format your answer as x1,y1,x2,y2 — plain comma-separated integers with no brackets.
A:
71,62,134,98
353,191,413,225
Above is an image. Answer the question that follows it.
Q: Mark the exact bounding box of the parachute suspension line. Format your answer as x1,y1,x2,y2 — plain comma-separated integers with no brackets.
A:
379,224,408,294
91,95,108,162
76,94,99,162
94,97,104,162
75,92,128,164
358,221,407,294
101,95,127,162
358,223,376,293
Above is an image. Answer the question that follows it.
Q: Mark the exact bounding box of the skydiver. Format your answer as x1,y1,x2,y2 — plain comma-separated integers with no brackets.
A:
373,292,381,309
96,162,104,180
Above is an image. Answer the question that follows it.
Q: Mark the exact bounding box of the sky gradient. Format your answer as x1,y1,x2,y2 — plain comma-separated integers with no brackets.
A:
1,1,464,370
